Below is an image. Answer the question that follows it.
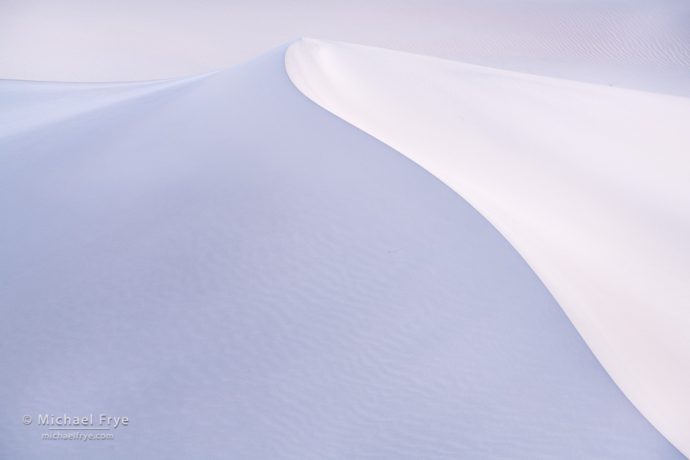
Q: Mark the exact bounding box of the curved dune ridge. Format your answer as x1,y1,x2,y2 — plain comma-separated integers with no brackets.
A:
286,38,690,457
0,45,684,458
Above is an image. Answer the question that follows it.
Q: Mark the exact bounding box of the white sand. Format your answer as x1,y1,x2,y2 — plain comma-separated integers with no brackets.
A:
1,44,682,459
287,38,690,456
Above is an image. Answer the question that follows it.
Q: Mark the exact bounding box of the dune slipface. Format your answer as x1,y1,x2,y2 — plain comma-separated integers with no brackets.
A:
286,38,690,457
0,46,682,458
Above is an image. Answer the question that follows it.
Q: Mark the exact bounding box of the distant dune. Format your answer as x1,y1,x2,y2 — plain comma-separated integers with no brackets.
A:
2,0,689,95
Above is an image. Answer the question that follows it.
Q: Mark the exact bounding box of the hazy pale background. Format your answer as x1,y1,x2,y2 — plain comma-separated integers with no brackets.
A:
1,0,689,94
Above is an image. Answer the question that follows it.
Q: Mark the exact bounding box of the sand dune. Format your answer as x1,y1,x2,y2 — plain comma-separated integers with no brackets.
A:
0,45,682,458
287,38,690,456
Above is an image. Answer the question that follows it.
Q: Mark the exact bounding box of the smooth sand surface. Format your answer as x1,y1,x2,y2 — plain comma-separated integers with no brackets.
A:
0,45,682,458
